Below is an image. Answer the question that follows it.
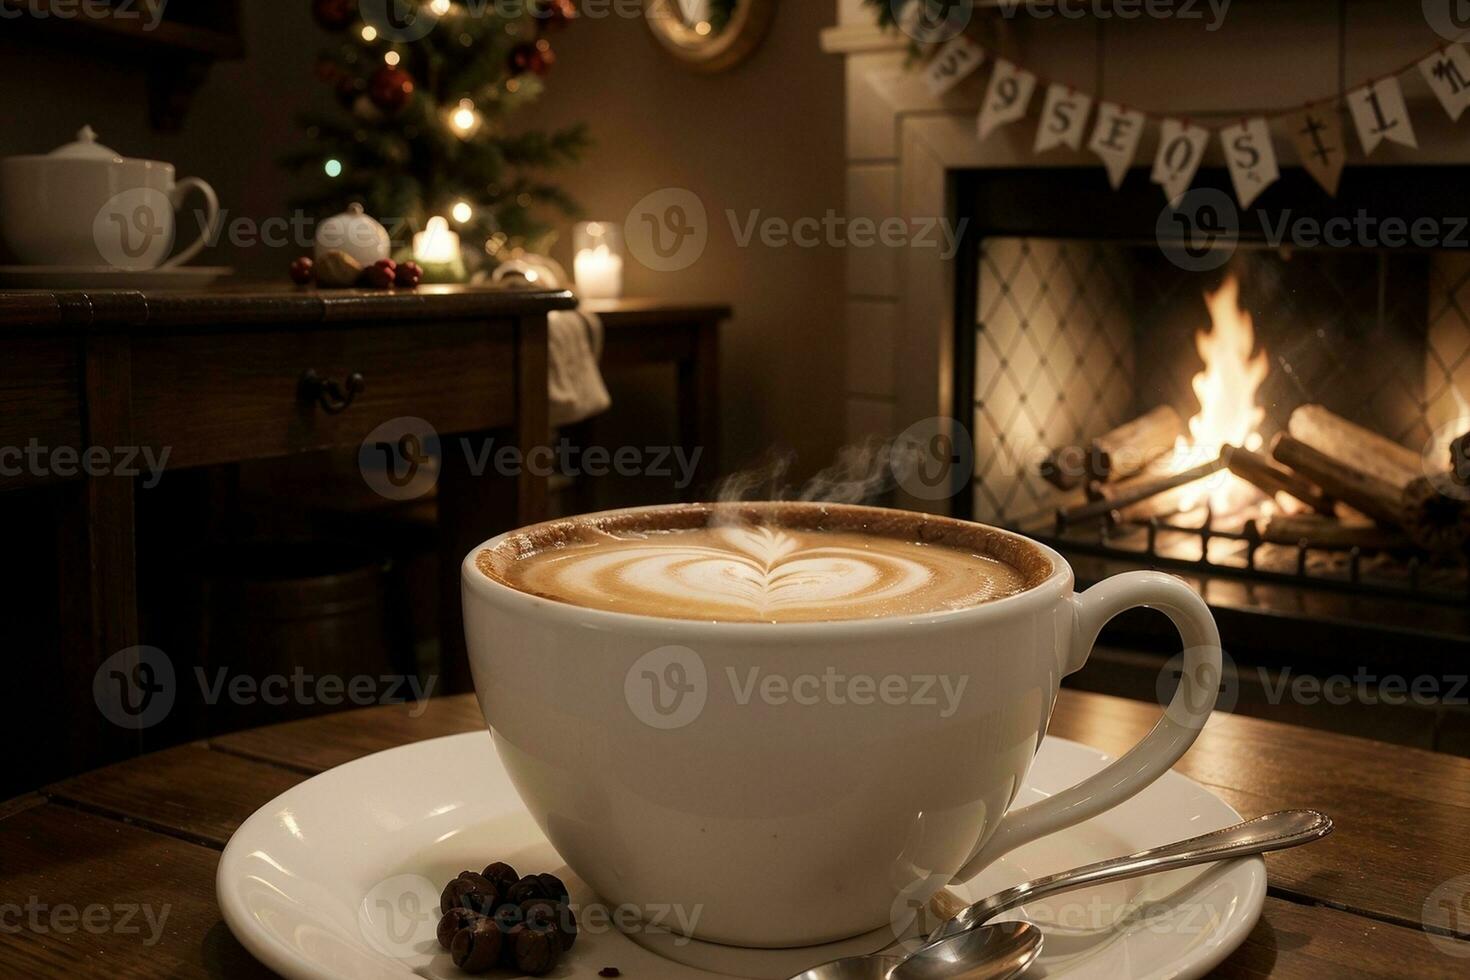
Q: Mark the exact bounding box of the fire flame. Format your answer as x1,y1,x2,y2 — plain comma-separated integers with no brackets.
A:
1177,275,1269,513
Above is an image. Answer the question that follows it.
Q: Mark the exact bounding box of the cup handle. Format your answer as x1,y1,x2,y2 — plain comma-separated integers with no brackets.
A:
162,177,220,268
951,570,1222,882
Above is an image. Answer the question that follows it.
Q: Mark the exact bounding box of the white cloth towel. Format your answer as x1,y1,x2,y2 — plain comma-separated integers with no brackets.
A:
489,256,612,427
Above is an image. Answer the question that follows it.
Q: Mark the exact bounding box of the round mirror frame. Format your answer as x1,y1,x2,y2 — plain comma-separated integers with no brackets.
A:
643,0,776,73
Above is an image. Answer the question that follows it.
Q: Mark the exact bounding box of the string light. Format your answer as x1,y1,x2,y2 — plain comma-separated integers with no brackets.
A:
324,159,343,178
384,50,401,66
429,0,451,13
448,98,481,138
360,25,377,41
451,200,473,224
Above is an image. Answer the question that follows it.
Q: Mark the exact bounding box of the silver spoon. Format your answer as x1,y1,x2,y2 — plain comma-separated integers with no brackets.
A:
794,809,1333,980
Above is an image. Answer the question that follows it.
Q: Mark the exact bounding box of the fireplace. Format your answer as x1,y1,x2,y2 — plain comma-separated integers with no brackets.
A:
946,166,1470,752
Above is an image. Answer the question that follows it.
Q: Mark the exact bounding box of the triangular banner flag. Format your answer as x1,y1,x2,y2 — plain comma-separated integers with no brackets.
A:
1420,45,1470,122
923,35,985,97
1220,118,1280,207
1035,84,1092,153
1088,102,1145,189
1151,119,1209,205
1286,106,1347,196
978,59,1038,141
1346,77,1418,154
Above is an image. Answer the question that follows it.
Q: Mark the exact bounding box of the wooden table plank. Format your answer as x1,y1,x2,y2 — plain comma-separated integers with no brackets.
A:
0,803,275,979
1049,689,1470,939
45,744,305,848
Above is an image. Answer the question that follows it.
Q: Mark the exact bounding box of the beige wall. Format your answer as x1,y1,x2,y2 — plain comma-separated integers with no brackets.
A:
0,4,850,487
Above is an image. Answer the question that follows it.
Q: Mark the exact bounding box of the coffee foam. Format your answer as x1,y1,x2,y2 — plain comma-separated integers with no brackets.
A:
478,504,1052,623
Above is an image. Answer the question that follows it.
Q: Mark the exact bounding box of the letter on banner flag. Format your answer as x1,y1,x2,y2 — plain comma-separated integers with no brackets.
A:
1088,102,1145,189
1220,118,1280,208
1151,119,1209,204
978,59,1037,141
924,35,985,97
1035,84,1093,153
1420,45,1470,121
1286,106,1347,196
1346,76,1418,154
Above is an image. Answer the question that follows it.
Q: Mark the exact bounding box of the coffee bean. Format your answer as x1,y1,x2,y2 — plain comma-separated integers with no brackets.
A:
534,872,570,905
481,861,520,895
440,871,499,916
522,898,577,950
450,918,503,972
598,969,622,978
513,925,562,976
435,907,482,951
505,877,545,905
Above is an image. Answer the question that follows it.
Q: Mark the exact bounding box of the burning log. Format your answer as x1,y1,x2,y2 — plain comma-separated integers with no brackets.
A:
1402,476,1470,555
1270,433,1405,527
1256,513,1410,552
1040,406,1186,491
1450,431,1470,488
1086,405,1187,483
1060,454,1226,525
1224,446,1334,515
1287,404,1421,488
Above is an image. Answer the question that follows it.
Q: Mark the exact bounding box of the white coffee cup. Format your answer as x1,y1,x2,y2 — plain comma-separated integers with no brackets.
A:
0,126,219,269
461,502,1222,948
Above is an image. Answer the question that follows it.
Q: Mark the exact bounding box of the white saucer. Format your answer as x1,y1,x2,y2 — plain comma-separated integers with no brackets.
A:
0,264,231,289
218,733,1264,980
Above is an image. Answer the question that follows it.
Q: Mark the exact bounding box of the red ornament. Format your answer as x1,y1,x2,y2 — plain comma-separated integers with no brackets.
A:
509,39,555,77
534,0,577,31
368,64,415,113
289,256,316,285
361,259,398,289
312,0,358,32
395,261,424,288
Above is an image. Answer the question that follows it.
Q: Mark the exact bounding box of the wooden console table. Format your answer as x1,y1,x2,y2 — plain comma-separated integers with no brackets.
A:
0,285,575,780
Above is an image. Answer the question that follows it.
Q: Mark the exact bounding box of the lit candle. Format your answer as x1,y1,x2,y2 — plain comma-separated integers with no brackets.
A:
574,244,623,299
413,216,465,282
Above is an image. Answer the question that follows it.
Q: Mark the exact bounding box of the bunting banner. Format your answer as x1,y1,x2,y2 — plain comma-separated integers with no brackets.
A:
1221,118,1281,207
977,59,1037,141
1089,102,1146,189
1151,119,1210,205
901,36,1469,207
1034,84,1092,153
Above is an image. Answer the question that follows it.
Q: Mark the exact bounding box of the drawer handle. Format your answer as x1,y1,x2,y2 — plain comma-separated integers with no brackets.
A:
300,369,366,415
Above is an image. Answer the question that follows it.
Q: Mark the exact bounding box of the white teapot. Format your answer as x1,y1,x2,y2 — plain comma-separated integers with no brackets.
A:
0,126,219,269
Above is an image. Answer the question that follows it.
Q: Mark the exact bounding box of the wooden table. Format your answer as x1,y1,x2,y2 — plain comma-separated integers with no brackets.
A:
582,298,730,500
4,689,1467,977
0,285,576,784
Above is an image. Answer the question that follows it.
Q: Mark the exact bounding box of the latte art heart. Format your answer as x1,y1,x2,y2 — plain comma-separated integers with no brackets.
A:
503,524,1027,622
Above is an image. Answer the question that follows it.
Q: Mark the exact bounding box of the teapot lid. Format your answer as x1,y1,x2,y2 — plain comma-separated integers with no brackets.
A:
49,126,123,161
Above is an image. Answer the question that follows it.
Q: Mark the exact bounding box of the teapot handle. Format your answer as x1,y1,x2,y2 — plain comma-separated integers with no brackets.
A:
163,177,220,268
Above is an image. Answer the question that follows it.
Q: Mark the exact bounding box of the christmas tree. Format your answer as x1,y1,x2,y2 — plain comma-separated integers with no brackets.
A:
284,0,589,276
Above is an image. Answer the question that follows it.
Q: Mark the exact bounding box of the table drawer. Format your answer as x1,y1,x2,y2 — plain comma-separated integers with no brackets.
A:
0,338,83,489
130,322,518,469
